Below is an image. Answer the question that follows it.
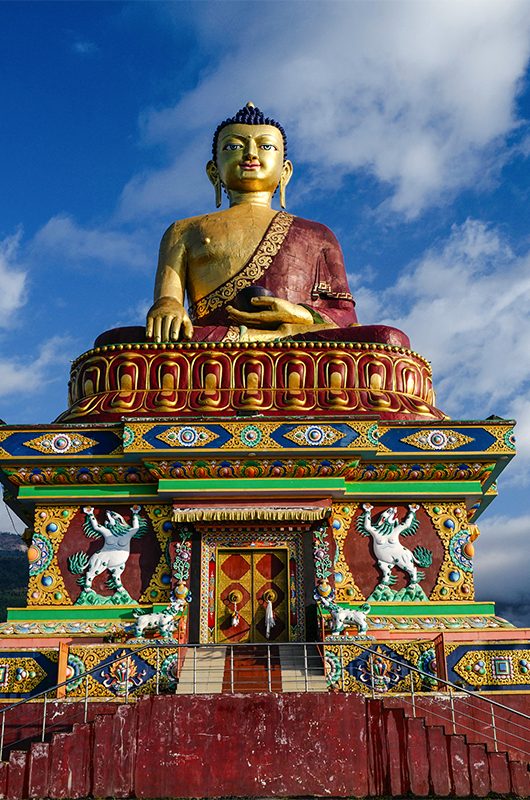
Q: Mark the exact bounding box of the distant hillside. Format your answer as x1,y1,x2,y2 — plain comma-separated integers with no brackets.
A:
0,531,27,621
0,531,25,552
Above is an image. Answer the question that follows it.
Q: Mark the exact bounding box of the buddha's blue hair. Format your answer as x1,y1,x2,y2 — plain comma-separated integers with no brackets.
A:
212,104,287,162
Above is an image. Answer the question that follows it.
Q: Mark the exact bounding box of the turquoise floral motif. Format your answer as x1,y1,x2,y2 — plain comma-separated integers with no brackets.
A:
417,648,438,689
449,531,473,573
123,425,135,448
65,654,86,692
160,653,181,688
367,424,379,445
239,424,262,447
504,428,516,450
325,650,342,688
28,533,53,576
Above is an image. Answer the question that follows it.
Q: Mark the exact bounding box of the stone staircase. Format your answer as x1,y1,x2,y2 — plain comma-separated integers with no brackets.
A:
0,692,528,798
278,643,328,692
174,643,326,693
175,645,227,694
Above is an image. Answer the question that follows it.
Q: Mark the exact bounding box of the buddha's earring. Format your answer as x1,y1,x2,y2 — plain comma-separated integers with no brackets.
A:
214,178,222,208
279,175,287,210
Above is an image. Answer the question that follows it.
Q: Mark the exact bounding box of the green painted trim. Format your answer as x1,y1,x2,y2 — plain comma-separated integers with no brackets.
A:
158,478,346,492
333,601,496,616
159,478,483,497
0,455,124,462
344,480,483,496
377,449,513,458
17,484,157,500
8,600,497,621
7,605,145,621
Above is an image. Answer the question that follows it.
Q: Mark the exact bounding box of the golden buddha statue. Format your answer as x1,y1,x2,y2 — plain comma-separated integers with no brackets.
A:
146,103,409,348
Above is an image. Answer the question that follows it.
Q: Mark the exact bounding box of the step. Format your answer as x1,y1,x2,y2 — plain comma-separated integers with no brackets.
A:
278,644,327,692
176,646,227,694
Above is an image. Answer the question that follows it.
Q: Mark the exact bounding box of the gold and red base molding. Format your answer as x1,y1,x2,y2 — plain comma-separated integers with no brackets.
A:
58,338,444,422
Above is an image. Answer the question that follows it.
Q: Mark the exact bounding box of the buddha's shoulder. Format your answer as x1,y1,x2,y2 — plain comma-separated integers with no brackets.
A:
290,215,340,244
161,213,215,241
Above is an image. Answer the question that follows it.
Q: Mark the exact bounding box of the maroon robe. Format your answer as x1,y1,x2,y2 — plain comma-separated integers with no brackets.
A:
188,213,357,337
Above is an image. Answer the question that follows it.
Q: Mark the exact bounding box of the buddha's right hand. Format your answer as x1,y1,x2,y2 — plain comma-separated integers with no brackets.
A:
146,297,194,342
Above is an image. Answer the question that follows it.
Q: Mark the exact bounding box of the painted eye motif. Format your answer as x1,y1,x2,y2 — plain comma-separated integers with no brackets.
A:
259,144,277,150
223,143,243,151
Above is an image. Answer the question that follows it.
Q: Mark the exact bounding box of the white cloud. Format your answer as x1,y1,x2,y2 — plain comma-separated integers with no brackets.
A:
474,513,530,606
125,0,530,219
356,218,530,427
0,232,27,326
0,336,71,398
118,140,212,221
349,217,530,491
32,215,151,270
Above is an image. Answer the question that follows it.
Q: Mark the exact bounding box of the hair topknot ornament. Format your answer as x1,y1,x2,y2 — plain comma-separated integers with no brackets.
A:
212,101,288,162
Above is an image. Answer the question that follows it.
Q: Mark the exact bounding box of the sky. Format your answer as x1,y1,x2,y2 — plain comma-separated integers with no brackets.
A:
1,0,530,624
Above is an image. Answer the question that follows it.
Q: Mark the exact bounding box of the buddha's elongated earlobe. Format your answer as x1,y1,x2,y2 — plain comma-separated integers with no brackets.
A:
206,160,222,208
214,177,222,208
279,159,293,210
279,175,287,210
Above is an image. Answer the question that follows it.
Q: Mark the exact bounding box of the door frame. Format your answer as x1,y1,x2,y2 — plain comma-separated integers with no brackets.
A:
199,527,306,644
215,546,290,644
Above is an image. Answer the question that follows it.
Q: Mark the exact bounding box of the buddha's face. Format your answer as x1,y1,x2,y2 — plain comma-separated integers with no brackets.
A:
211,123,292,195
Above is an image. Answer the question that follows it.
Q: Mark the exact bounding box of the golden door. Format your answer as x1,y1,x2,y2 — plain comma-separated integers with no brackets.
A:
216,548,289,643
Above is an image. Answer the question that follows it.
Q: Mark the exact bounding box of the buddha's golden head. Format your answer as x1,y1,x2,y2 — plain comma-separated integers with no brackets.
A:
206,102,293,208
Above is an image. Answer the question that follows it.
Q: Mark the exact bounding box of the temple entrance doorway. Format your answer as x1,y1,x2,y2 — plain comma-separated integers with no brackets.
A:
216,548,289,644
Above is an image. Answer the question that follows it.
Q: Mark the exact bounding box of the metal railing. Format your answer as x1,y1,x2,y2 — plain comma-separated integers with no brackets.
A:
350,639,530,761
0,640,528,763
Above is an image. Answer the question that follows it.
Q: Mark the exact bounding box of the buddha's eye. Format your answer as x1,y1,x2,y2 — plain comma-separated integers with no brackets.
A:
223,143,243,151
260,144,277,151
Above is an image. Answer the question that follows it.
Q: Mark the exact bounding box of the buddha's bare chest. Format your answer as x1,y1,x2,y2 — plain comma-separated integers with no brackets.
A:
185,214,274,300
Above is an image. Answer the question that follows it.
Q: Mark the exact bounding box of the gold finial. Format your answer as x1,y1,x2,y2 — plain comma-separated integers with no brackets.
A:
246,101,255,109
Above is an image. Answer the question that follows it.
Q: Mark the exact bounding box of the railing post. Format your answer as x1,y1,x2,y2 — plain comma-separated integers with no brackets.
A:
303,644,309,692
155,646,160,695
83,672,89,723
230,646,234,693
125,658,130,704
41,693,48,742
0,712,5,760
193,646,197,695
449,687,456,734
267,646,272,692
410,671,416,718
491,703,498,751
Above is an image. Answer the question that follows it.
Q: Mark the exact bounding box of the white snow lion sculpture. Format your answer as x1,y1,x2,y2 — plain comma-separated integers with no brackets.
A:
132,599,186,639
330,603,371,636
356,503,432,588
68,506,147,592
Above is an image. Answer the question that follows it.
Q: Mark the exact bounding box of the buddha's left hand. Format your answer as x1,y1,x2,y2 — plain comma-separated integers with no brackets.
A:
226,296,313,327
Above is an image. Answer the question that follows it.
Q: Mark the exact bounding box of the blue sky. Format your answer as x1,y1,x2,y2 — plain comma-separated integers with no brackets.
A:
1,1,530,622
